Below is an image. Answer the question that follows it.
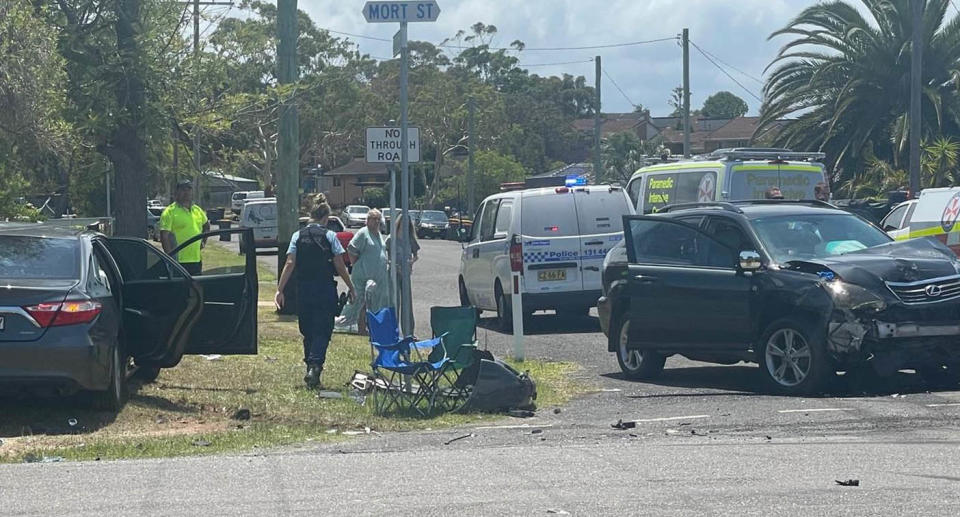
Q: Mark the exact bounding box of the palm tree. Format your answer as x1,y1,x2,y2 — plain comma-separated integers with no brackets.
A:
757,0,960,183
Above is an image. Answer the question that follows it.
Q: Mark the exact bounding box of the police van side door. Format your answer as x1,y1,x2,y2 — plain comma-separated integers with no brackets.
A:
171,228,258,355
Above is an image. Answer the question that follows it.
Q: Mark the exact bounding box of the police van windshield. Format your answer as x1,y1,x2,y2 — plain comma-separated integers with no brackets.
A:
731,167,824,200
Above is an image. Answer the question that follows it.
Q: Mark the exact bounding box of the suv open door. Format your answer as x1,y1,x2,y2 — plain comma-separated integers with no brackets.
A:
172,228,258,355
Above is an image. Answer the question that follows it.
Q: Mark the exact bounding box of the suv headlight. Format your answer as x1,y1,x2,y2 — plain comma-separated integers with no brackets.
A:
826,280,886,312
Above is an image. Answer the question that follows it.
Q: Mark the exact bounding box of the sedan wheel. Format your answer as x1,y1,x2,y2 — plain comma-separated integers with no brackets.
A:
90,346,128,412
759,320,829,396
614,318,665,380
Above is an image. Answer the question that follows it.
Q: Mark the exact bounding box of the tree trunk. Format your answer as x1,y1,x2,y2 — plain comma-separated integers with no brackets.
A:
104,0,147,237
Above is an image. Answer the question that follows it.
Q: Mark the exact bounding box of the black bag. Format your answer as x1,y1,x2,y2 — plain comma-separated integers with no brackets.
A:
463,357,537,412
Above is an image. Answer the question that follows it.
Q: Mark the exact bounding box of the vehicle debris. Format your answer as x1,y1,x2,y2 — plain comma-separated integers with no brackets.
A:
231,408,251,421
444,434,474,445
835,479,860,487
191,439,212,447
531,429,543,434
611,419,636,430
508,409,535,418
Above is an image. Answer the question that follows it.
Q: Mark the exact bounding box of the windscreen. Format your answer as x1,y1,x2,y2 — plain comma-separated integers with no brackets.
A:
750,213,891,263
0,236,80,280
731,167,824,199
521,193,578,237
347,206,370,214
245,203,277,224
420,211,448,223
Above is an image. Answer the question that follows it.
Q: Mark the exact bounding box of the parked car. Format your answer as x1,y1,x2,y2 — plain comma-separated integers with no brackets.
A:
238,198,278,252
459,184,633,330
341,205,370,228
626,148,827,214
417,210,450,239
147,199,164,210
231,190,265,215
146,209,160,241
599,200,960,395
0,225,258,410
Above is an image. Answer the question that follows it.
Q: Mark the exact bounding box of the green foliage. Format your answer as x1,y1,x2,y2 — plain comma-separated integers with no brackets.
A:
837,137,960,197
701,91,748,119
437,150,527,206
759,0,960,181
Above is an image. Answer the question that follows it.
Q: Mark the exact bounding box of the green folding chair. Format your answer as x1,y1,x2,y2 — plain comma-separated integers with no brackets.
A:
428,306,479,412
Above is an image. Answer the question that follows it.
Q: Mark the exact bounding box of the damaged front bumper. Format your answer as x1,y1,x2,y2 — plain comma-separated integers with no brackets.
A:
827,311,960,372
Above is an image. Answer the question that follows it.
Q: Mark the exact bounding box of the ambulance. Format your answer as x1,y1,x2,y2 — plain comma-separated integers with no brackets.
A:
881,187,960,254
626,148,828,213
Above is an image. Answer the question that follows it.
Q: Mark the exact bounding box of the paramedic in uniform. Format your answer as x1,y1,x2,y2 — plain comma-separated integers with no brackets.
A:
160,180,210,275
275,194,356,389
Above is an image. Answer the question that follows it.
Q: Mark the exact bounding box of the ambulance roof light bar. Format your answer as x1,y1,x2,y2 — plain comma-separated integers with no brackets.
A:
704,148,827,162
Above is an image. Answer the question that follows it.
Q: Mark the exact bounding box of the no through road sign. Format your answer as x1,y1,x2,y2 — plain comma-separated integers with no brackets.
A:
365,127,420,163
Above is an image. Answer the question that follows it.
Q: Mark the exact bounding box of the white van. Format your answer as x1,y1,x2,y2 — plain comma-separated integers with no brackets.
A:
627,148,828,214
881,187,960,254
239,197,278,251
231,190,265,214
458,184,633,329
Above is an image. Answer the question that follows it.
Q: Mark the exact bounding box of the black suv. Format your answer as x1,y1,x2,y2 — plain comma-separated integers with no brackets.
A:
597,200,960,395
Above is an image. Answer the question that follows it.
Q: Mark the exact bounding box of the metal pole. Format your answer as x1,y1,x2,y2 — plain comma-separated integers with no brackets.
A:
399,21,413,335
594,56,602,180
682,28,691,158
467,96,475,216
909,0,923,196
106,168,111,217
389,164,398,311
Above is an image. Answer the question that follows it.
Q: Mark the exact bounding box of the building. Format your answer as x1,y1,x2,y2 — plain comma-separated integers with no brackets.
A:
200,172,259,209
317,158,390,208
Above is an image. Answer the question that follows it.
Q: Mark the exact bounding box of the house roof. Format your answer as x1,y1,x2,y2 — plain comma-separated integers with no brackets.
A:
572,113,646,137
323,157,391,177
656,116,775,145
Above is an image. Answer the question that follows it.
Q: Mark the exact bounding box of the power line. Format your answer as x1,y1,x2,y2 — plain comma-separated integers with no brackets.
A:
518,59,595,67
689,40,763,103
602,68,638,109
325,28,392,42
690,40,763,84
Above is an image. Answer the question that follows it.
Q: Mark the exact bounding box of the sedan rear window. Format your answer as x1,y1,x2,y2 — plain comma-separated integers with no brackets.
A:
0,236,80,279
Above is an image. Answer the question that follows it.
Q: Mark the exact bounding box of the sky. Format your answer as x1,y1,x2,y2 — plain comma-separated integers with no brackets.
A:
285,0,833,117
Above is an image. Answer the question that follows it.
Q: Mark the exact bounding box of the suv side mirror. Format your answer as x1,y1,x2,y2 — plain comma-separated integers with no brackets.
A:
738,250,762,272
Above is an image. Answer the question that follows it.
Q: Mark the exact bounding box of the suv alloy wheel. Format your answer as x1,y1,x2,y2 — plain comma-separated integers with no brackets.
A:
613,316,665,379
758,319,830,396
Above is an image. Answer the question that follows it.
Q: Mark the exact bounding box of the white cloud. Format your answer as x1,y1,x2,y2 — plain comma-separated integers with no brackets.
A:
298,0,825,115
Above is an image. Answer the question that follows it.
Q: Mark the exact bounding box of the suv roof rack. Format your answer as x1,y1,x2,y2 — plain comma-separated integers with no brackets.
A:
658,202,743,214
703,148,826,162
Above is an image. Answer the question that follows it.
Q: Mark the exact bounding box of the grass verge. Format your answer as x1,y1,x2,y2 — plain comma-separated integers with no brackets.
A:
0,305,587,463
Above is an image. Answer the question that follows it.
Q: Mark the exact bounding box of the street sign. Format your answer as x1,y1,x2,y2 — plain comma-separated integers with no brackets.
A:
362,1,440,23
365,127,420,163
392,28,403,57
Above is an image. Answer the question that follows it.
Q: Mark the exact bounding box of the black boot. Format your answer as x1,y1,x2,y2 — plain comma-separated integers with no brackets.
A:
304,364,322,389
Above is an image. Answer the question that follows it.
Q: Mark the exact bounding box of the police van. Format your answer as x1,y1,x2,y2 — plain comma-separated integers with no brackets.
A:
626,148,828,213
881,187,960,254
458,184,633,329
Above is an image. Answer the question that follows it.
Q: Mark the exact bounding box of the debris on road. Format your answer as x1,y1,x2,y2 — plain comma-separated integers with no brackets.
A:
531,429,543,434
508,409,535,418
67,418,78,428
546,510,570,515
444,433,474,445
553,408,562,414
200,354,222,361
835,479,860,487
611,419,636,430
232,408,251,421
191,439,212,447
665,429,682,435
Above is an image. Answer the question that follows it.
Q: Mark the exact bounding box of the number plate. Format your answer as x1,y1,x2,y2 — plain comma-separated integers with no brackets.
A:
538,270,566,282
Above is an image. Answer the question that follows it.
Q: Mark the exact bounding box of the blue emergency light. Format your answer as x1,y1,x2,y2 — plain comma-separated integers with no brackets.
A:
565,175,587,187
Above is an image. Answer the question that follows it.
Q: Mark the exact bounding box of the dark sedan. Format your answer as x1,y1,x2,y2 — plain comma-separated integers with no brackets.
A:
416,210,450,239
0,225,258,411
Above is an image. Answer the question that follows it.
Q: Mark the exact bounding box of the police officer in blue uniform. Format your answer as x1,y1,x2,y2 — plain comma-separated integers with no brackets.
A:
275,194,356,388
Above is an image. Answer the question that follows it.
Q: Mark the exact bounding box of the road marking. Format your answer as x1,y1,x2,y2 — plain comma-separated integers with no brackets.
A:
778,408,853,414
474,424,554,430
630,415,710,423
599,388,622,392
926,403,960,407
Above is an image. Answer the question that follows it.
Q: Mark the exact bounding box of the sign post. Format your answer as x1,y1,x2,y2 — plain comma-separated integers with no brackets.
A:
363,1,440,336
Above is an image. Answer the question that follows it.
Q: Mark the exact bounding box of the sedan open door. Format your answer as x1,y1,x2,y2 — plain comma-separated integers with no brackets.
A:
171,228,258,355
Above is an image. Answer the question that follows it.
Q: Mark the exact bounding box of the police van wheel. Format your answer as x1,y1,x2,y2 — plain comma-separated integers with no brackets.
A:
495,284,512,332
458,278,472,308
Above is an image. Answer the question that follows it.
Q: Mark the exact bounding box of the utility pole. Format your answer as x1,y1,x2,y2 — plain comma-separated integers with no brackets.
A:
467,96,475,215
594,56,602,181
276,0,299,310
682,28,691,158
909,0,923,196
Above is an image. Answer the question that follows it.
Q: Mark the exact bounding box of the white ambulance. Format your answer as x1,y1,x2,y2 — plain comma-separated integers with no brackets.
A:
882,187,960,254
458,184,633,329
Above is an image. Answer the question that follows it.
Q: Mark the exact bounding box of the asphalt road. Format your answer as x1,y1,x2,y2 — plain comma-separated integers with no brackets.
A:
4,238,960,515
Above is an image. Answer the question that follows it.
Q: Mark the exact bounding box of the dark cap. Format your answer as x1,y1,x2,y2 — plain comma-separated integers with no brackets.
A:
176,180,193,190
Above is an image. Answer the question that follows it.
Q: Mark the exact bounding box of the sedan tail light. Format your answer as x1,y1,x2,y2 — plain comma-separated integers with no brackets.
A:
24,300,102,328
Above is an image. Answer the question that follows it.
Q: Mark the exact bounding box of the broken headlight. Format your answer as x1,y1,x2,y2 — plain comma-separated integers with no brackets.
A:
825,280,886,312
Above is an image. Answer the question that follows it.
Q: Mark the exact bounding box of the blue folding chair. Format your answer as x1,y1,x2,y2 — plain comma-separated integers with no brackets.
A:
367,308,447,416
